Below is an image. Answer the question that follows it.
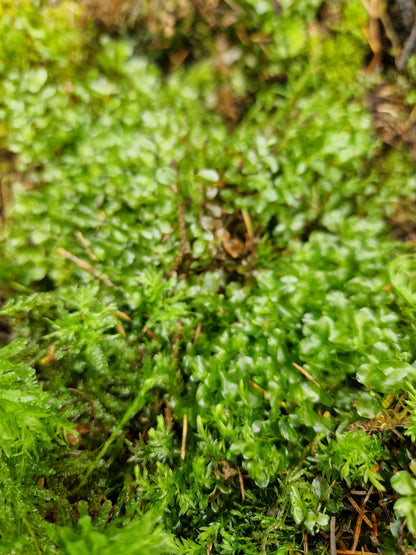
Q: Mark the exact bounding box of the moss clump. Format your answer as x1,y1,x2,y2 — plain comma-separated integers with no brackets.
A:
1,1,416,552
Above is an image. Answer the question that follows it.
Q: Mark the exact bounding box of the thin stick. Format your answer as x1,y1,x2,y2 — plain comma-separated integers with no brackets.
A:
57,247,114,287
371,511,379,544
338,539,347,550
168,178,187,278
351,508,363,552
241,209,253,239
351,485,374,551
292,362,321,389
237,466,245,502
303,532,309,553
330,516,336,555
181,413,188,460
336,551,379,555
348,496,373,528
75,230,98,262
242,208,254,253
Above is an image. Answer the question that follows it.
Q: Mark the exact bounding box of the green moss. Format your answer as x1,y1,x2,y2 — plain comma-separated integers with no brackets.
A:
1,0,416,552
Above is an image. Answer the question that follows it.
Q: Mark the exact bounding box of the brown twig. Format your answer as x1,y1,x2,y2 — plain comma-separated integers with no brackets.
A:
330,516,337,555
363,485,374,506
336,551,379,555
371,511,379,544
351,505,364,552
180,413,188,460
241,208,254,253
292,362,321,389
348,495,373,529
237,466,245,502
75,231,98,262
168,168,187,277
303,531,309,553
338,539,348,551
57,247,114,287
348,486,374,552
0,175,10,224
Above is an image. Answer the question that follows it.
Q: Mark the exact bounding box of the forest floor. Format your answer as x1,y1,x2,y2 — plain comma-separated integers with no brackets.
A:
2,1,416,553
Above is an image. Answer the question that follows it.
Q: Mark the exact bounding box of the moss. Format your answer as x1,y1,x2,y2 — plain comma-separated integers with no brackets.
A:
1,0,416,552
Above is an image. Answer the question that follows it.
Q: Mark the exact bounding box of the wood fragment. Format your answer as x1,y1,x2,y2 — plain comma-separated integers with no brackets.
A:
336,551,379,555
237,465,245,502
338,539,348,550
363,485,374,505
350,486,374,552
180,413,188,460
57,247,114,287
242,208,254,253
330,516,337,555
168,179,187,278
351,508,364,552
164,406,174,431
75,230,98,262
303,531,309,553
348,495,373,528
371,511,379,544
292,362,321,389
241,209,253,239
0,175,11,224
